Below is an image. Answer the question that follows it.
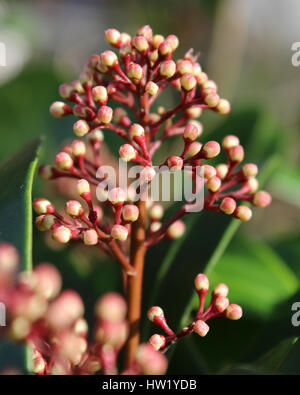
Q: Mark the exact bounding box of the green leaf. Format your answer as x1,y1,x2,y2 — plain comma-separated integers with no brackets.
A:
269,166,300,209
0,137,43,269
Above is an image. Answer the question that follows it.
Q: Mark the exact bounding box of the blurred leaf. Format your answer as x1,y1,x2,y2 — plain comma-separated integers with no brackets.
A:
269,166,300,209
0,137,43,270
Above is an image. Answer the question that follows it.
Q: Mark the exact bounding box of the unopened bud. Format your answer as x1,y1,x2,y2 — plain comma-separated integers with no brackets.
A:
152,34,164,49
215,163,228,179
166,220,185,239
213,283,229,297
186,106,202,119
33,263,62,300
95,292,127,322
49,101,70,118
135,343,168,375
83,229,98,246
98,106,113,124
194,320,209,337
185,142,202,159
71,140,86,156
252,191,272,207
105,28,121,45
52,226,72,244
184,123,200,142
145,81,159,96
55,152,73,170
128,62,143,81
140,166,156,182
147,306,164,322
219,197,236,215
177,59,193,75
132,35,149,53
166,34,179,51
129,123,144,139
122,205,139,222
100,50,118,67
160,60,176,78
111,224,128,241
119,144,137,162
73,119,90,137
222,135,239,149
217,99,231,114
204,93,220,107
180,73,197,91
149,334,166,351
149,204,164,221
167,156,183,171
33,198,55,215
201,141,221,159
159,40,173,56
242,163,258,178
226,304,243,320
214,296,229,313
108,187,126,205
234,205,252,222
92,86,108,104
194,273,209,292
228,145,244,163
202,164,216,179
77,179,90,196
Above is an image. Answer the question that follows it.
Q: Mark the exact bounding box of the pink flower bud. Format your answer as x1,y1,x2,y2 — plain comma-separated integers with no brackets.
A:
95,320,128,349
72,80,85,94
180,73,197,91
120,32,131,46
98,106,113,124
95,292,127,322
132,35,149,52
201,141,221,159
222,135,239,149
245,177,259,193
242,163,258,178
206,176,221,192
214,296,230,313
160,60,176,78
226,304,243,320
105,28,121,45
32,350,47,375
252,191,272,208
49,101,70,118
36,214,55,231
147,306,164,322
135,343,168,375
183,123,200,142
202,164,217,179
33,263,62,300
189,120,203,135
0,242,19,274
152,34,165,49
166,34,179,50
167,156,183,171
33,198,55,215
83,229,98,246
194,273,209,292
92,85,108,104
215,163,229,179
46,290,84,331
149,221,162,233
119,144,137,162
216,99,231,114
77,179,90,196
219,197,236,215
145,81,159,96
55,152,73,170
73,317,88,337
149,204,164,221
79,70,93,85
202,80,217,92
234,205,252,222
10,317,31,340
38,165,53,180
108,187,126,205
59,83,74,100
128,62,143,81
122,204,139,222
198,72,208,84
58,332,87,365
186,105,202,119
192,62,202,77
148,49,159,63
129,123,145,139
73,119,90,137
71,140,86,157
137,25,153,41
228,145,244,163
204,93,220,107
194,320,209,337
90,129,104,143
52,225,72,244
185,142,202,159
140,166,156,182
159,40,173,56
111,224,128,241
100,50,118,67
167,220,185,239
177,59,193,75
149,334,166,351
213,283,229,297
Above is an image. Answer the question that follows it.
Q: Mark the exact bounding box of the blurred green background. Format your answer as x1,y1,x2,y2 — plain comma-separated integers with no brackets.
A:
1,0,300,374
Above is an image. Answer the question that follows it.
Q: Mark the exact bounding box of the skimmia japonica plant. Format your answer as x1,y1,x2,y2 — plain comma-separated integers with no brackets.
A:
0,25,271,375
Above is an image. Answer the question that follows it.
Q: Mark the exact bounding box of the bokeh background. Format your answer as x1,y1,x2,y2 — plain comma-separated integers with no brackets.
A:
1,0,300,374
